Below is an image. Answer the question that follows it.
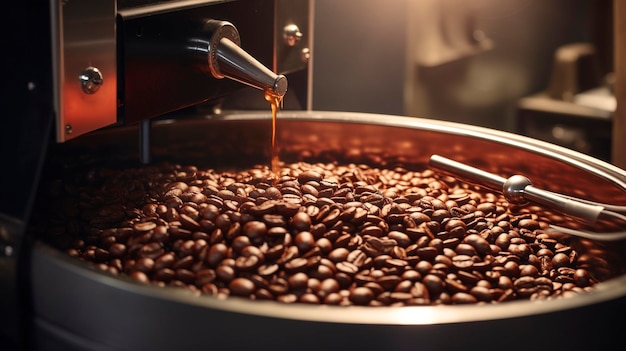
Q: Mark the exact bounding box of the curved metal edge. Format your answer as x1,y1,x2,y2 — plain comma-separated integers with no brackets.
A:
34,109,626,326
211,110,626,188
32,240,626,326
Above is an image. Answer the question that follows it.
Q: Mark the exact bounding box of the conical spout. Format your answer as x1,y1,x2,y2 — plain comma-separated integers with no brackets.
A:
202,20,287,97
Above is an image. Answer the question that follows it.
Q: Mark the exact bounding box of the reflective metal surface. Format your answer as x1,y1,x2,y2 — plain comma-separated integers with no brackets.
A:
30,111,626,350
275,0,310,74
429,154,626,241
200,20,288,96
51,0,117,142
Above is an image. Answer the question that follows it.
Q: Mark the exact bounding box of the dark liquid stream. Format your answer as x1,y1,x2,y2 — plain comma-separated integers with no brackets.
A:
265,91,283,177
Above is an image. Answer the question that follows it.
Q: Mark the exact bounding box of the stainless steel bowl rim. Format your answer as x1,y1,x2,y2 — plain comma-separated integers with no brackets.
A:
38,110,626,326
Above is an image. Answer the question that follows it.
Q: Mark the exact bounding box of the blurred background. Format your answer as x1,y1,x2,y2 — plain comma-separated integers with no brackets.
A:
311,0,615,162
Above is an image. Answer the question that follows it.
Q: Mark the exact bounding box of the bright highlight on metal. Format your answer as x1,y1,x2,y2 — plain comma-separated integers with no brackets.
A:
429,154,626,241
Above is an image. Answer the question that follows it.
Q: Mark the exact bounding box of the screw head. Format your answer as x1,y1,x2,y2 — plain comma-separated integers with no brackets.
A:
283,24,303,47
79,67,104,94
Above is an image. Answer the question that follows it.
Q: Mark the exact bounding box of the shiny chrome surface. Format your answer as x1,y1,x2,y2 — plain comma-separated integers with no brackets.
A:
118,0,303,122
78,67,104,94
275,0,310,75
51,0,117,142
31,111,626,350
429,154,626,241
283,24,303,47
201,20,288,97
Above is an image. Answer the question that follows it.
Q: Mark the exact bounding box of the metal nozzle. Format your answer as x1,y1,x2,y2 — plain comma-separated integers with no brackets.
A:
203,20,287,97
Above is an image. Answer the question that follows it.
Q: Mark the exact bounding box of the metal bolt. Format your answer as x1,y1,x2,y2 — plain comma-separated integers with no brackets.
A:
301,48,311,63
79,66,104,94
0,226,12,257
65,124,73,134
3,245,13,257
283,24,303,47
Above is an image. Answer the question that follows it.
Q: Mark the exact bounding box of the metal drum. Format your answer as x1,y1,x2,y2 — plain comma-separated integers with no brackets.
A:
30,111,626,351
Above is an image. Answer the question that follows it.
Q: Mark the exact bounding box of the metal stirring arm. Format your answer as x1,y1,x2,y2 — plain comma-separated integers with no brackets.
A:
429,155,626,241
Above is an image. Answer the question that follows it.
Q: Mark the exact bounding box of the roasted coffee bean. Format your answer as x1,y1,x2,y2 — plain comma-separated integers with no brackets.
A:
462,234,491,255
360,225,384,238
452,292,477,304
295,231,316,253
133,257,155,273
336,261,359,275
154,252,176,270
347,249,367,267
349,286,374,305
328,248,350,262
207,243,228,266
235,254,262,271
129,271,150,284
284,257,308,273
109,243,127,258
138,242,164,260
574,269,592,287
287,272,309,290
216,264,236,282
154,268,175,282
415,246,438,261
229,277,255,296
310,276,336,295
519,264,539,277
291,212,312,231
173,255,194,270
422,274,445,296
452,255,474,270
470,286,493,302
552,253,571,268
41,159,617,307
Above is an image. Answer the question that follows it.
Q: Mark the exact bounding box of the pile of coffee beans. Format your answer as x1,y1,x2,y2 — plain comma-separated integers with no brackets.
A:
38,160,619,306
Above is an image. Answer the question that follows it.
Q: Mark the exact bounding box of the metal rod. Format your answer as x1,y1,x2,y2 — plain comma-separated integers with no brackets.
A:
429,155,506,191
139,120,151,165
428,154,626,241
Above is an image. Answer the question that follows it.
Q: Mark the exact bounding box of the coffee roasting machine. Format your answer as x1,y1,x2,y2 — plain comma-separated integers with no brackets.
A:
3,0,311,348
2,0,626,350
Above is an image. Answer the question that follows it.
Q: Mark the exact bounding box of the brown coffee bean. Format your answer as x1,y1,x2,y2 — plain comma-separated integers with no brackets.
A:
295,231,316,253
284,257,308,273
452,255,474,270
291,212,312,232
423,274,444,296
231,236,251,253
328,248,350,262
154,268,175,282
134,257,155,273
129,271,150,284
287,272,309,290
229,277,255,296
109,243,127,258
336,261,359,275
462,234,491,255
175,268,195,284
207,243,228,266
349,287,374,305
134,221,157,233
216,264,236,282
415,246,438,261
43,159,617,307
552,253,570,268
574,269,592,287
470,285,493,302
154,252,176,270
452,292,478,304
138,242,164,260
